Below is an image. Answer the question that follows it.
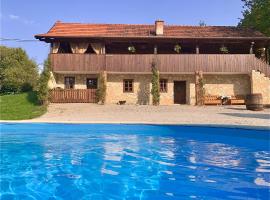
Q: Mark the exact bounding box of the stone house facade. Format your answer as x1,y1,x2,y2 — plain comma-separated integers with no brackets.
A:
36,20,270,105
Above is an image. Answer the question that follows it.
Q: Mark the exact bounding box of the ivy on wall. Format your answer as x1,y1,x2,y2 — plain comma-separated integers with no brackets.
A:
195,71,205,106
151,59,160,106
96,71,107,104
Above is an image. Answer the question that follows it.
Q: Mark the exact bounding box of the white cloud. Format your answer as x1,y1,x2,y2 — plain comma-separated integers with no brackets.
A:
22,19,35,25
8,14,35,25
9,14,19,20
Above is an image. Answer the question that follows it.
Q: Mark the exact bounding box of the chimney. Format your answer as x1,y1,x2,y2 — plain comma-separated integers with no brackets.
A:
155,20,164,35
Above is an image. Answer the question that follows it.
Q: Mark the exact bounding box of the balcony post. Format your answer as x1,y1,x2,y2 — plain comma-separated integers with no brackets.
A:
102,44,106,54
196,45,200,54
250,42,255,54
266,46,269,64
154,45,158,54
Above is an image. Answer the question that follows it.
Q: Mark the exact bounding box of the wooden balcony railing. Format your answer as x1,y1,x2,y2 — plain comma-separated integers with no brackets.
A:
50,89,97,103
50,54,270,76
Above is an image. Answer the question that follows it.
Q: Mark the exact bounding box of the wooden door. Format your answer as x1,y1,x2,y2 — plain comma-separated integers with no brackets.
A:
174,81,186,104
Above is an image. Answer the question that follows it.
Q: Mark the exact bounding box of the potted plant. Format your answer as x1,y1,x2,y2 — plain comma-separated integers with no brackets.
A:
128,45,136,53
174,44,182,53
220,45,229,54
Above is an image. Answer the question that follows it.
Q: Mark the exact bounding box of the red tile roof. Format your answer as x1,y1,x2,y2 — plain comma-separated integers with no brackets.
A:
35,21,268,39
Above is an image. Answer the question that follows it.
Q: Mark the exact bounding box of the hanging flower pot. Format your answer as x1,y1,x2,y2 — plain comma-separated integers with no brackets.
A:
220,45,229,54
174,44,182,53
128,45,136,53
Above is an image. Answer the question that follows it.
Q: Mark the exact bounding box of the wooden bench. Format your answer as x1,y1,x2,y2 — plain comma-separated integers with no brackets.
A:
230,95,245,105
204,95,222,105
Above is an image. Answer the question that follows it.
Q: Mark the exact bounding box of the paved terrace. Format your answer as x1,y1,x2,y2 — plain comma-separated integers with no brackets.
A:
13,104,270,129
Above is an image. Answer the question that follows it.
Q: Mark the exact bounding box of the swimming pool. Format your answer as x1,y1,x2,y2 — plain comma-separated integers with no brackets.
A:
0,123,269,199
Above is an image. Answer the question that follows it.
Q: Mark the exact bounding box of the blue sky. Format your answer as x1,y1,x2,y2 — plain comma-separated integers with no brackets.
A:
1,0,244,70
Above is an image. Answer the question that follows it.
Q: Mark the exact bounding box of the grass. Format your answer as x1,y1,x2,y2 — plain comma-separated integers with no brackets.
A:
0,92,47,120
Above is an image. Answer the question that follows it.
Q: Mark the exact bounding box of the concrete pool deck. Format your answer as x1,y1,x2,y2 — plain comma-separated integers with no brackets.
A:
2,104,270,129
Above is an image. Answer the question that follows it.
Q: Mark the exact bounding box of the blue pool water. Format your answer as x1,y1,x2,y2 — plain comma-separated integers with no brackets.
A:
0,123,270,200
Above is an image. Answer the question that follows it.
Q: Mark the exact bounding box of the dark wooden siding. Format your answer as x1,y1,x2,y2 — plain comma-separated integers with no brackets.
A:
50,54,270,76
51,54,105,72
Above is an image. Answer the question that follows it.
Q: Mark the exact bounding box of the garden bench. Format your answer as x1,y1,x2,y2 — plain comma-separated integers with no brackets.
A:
204,95,222,105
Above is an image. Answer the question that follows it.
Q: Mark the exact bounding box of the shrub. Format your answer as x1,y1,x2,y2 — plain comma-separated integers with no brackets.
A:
0,46,38,94
37,59,51,105
96,71,107,104
195,71,205,106
151,60,160,105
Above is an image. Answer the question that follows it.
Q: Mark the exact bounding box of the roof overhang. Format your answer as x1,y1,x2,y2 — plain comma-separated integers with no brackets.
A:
35,35,270,45
53,71,251,75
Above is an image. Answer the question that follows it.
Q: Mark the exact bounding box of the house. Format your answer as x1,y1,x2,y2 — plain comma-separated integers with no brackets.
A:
35,20,270,105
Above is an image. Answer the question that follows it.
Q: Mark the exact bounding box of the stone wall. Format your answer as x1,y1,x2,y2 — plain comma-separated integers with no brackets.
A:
50,72,270,105
204,74,251,96
106,74,151,105
159,74,195,105
250,70,270,105
50,73,98,89
106,74,196,105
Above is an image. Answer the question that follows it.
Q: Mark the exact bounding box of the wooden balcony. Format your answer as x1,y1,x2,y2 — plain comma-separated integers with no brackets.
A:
50,54,270,76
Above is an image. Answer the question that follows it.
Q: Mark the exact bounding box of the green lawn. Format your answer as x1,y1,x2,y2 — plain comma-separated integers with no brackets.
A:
0,92,47,120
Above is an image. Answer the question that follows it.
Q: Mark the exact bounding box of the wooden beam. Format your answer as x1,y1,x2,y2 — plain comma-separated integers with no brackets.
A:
266,46,270,64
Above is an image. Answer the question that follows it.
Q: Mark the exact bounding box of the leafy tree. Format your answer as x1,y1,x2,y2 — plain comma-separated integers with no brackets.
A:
239,0,270,63
0,46,39,93
37,59,51,105
239,0,270,36
151,59,160,106
199,20,206,27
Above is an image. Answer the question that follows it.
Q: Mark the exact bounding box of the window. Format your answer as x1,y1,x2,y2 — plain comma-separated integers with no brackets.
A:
86,78,98,89
160,79,168,92
58,42,72,53
64,77,75,89
123,79,133,92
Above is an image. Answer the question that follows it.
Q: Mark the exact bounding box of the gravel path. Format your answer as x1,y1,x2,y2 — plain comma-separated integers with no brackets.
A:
15,104,270,129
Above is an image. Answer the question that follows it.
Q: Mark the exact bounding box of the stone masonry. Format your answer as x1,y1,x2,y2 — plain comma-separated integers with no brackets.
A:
250,70,270,105
204,74,251,97
49,72,270,105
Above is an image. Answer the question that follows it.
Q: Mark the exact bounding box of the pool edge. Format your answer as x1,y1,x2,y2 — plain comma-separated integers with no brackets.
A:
1,120,269,131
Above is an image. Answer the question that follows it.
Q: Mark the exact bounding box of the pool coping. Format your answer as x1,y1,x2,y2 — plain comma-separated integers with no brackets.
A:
1,120,269,131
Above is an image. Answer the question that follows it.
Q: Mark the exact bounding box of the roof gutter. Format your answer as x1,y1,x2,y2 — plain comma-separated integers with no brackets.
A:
34,35,270,42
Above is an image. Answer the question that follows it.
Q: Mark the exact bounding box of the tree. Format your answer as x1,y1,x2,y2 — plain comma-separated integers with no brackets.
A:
238,0,270,36
199,20,206,27
151,59,160,106
0,46,39,93
37,58,51,105
239,0,270,64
